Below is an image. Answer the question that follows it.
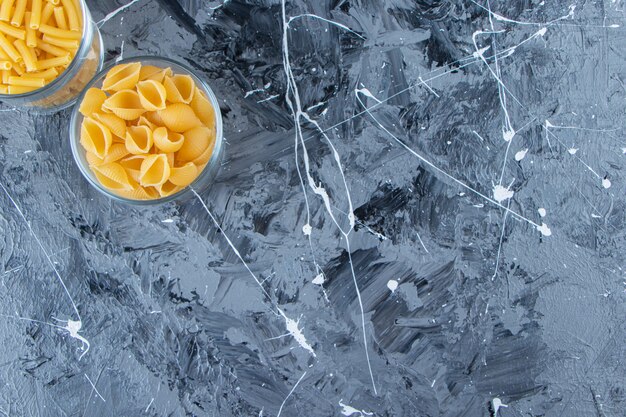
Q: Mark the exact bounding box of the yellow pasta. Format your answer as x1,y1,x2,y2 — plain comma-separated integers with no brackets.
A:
102,62,140,92
138,65,171,82
13,38,36,71
91,111,126,138
77,62,219,200
52,5,65,29
136,79,166,111
24,12,36,46
0,32,22,62
41,33,77,48
80,117,112,158
153,126,184,153
125,125,153,154
8,83,36,93
103,89,146,120
1,69,9,82
10,0,26,27
78,87,106,116
35,53,69,69
190,88,215,127
157,103,202,133
163,74,194,103
169,162,197,187
36,38,66,56
92,162,134,190
41,1,54,23
38,22,79,39
47,0,60,5
8,74,43,86
0,0,15,22
29,0,41,28
0,20,25,39
58,0,77,31
0,84,7,93
0,60,11,69
139,154,170,187
28,67,58,79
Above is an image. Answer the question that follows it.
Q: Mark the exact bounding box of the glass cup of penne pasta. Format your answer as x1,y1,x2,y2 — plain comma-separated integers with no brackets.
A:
69,56,224,204
0,0,103,111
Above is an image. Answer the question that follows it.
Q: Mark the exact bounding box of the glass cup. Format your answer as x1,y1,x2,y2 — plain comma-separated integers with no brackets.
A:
0,0,103,112
69,56,224,205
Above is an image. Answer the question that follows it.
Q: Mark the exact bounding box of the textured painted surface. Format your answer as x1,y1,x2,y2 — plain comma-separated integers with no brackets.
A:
0,1,625,416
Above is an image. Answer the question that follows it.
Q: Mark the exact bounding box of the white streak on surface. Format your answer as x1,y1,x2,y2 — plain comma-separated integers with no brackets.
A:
97,0,143,27
538,208,547,217
537,223,552,236
280,2,376,393
0,181,89,359
288,14,365,40
602,178,611,189
276,371,307,417
387,280,398,292
191,189,316,357
84,374,105,402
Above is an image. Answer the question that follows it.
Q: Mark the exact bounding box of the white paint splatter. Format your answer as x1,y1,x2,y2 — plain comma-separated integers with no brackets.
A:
339,400,373,416
567,148,578,155
514,148,528,161
312,274,324,285
302,223,312,235
387,279,398,292
276,371,307,417
492,398,508,416
538,208,547,217
621,148,626,154
602,178,611,189
355,87,382,103
493,184,514,203
161,219,174,223
278,308,316,357
536,222,552,236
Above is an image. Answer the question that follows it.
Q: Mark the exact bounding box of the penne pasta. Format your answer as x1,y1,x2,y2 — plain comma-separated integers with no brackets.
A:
59,0,77,31
11,61,24,74
36,38,66,56
8,74,44,87
41,33,77,49
0,32,22,63
8,83,38,93
0,0,15,23
47,0,59,5
1,69,10,83
27,66,56,79
0,20,25,39
29,0,41,28
13,38,36,71
35,53,68,69
38,23,80,39
24,12,36,46
52,6,65,29
0,60,11,69
40,0,54,24
10,0,27,27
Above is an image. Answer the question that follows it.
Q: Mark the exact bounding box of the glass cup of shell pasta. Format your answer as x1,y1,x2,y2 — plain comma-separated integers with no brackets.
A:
69,56,224,204
0,0,103,112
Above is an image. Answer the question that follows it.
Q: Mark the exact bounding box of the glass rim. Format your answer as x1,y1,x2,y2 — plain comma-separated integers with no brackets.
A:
69,55,224,206
0,0,92,99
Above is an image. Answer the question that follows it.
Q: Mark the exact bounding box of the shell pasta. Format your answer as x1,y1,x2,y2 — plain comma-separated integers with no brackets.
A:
0,0,82,94
77,62,217,200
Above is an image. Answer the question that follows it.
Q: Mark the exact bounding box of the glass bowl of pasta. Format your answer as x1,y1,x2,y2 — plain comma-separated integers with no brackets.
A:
69,56,224,204
0,0,103,112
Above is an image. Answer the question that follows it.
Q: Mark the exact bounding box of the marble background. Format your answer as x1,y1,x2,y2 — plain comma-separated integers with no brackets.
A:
0,0,625,416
